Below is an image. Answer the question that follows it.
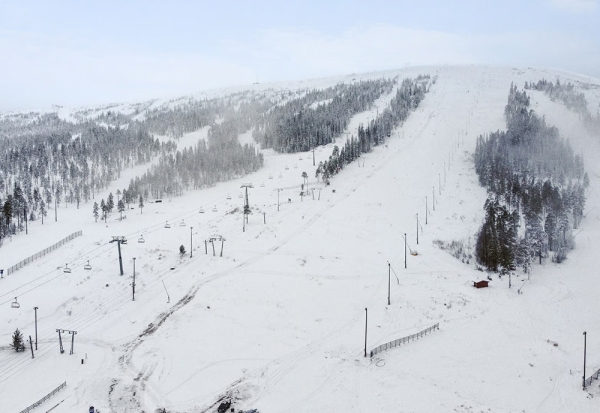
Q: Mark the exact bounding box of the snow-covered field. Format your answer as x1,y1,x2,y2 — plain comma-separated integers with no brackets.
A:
2,65,600,413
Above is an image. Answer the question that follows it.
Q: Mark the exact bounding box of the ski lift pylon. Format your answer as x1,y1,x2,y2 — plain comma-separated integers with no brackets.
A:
63,263,71,274
11,297,20,309
84,260,92,270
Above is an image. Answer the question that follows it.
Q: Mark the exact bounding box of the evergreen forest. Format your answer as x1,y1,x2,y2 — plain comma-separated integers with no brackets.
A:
474,84,588,274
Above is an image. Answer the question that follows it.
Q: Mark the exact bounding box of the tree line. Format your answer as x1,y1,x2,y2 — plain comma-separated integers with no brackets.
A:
0,92,270,246
474,84,588,274
252,78,397,153
316,75,431,183
525,78,600,135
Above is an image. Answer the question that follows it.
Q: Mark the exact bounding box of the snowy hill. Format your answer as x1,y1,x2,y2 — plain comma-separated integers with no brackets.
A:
1,65,600,413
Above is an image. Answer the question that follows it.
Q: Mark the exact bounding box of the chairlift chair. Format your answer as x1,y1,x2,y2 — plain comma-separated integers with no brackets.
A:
269,174,273,179
63,263,72,274
227,194,232,200
212,206,218,212
199,207,205,213
138,235,145,243
11,297,20,309
285,165,289,170
278,173,283,178
238,193,243,198
294,164,298,168
260,182,265,187
84,260,92,270
164,221,171,228
179,219,186,227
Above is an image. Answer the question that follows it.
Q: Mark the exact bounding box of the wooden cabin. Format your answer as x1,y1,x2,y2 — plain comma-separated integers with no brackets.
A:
473,280,489,288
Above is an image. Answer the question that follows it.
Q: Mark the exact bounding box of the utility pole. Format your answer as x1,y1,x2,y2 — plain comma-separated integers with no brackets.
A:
276,188,282,211
190,227,193,258
583,331,587,389
241,183,253,230
388,262,391,305
109,236,127,275
364,308,368,357
404,233,407,269
34,306,38,350
162,280,170,303
132,258,136,301
416,214,419,245
29,336,34,359
263,212,266,224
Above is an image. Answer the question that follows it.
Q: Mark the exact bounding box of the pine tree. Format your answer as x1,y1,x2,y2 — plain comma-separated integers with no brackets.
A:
139,195,144,214
93,202,99,222
118,199,125,220
107,193,114,213
179,245,186,255
40,199,46,225
100,199,107,223
11,328,25,352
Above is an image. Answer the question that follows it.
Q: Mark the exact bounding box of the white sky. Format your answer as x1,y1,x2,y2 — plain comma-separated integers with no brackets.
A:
1,0,599,111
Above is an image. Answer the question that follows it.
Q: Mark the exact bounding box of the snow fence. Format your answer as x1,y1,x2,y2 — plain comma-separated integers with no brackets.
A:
5,231,82,276
19,381,66,413
370,323,439,358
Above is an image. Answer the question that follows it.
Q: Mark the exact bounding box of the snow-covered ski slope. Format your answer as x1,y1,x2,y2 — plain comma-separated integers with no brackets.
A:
2,65,600,412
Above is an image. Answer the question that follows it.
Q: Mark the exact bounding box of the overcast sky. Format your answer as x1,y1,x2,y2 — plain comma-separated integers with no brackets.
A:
1,0,599,111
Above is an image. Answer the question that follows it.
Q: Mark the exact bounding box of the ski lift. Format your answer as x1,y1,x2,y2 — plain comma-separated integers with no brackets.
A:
84,260,92,270
179,219,186,227
63,263,72,274
260,182,265,187
199,207,205,213
269,174,273,179
164,221,171,228
212,206,218,212
138,235,145,243
11,297,20,309
226,194,232,200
